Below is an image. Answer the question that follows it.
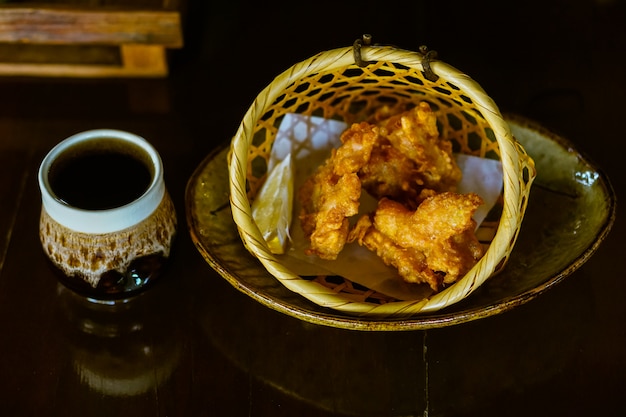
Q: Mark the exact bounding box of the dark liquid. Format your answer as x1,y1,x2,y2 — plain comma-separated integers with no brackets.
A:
48,139,152,210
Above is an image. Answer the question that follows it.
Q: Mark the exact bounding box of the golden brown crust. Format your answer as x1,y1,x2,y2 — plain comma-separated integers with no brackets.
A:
298,122,379,259
298,102,484,290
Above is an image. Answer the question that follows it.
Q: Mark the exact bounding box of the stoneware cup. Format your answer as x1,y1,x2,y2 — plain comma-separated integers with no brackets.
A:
38,129,177,302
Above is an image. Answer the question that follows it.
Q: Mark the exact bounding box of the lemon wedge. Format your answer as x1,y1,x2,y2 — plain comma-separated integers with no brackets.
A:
251,154,294,254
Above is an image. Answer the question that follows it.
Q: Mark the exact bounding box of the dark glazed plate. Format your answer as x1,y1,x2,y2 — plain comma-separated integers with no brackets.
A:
185,116,616,330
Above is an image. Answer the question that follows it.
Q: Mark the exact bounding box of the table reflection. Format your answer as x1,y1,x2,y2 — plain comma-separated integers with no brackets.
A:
195,266,593,416
55,283,183,398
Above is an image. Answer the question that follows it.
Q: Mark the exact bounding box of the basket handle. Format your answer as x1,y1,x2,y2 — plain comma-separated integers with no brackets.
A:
352,34,374,67
352,34,440,81
418,45,440,82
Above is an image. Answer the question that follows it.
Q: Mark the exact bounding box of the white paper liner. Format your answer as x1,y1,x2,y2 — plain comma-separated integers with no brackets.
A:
268,113,503,301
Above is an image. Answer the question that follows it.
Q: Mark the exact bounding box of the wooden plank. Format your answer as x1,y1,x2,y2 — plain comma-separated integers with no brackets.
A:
0,60,167,77
121,44,167,74
0,43,122,65
0,44,168,77
0,7,183,47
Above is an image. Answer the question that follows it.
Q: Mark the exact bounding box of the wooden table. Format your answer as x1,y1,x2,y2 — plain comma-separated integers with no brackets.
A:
0,1,624,415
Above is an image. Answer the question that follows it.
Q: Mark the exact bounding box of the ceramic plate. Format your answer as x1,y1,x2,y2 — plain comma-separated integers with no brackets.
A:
185,115,616,330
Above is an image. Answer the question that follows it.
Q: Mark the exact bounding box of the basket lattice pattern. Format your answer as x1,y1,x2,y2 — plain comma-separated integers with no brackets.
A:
229,42,535,315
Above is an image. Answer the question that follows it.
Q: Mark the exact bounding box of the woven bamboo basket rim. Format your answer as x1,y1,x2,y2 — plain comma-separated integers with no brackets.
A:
229,40,535,316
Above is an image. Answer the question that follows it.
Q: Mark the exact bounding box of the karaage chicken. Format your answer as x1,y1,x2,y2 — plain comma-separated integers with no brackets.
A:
298,101,485,291
359,102,461,208
298,121,379,259
349,193,484,291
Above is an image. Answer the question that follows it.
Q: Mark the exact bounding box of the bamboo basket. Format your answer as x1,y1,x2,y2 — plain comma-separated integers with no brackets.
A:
229,37,536,316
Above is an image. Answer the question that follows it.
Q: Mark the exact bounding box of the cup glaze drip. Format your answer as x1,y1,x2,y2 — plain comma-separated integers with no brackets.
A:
38,129,177,301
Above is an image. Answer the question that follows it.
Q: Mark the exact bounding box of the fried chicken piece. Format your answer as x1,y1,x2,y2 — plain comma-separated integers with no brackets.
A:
349,215,443,289
349,193,484,291
331,121,379,175
357,102,461,209
358,136,424,209
376,193,484,281
358,136,445,210
378,101,461,193
298,122,379,259
298,102,471,283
